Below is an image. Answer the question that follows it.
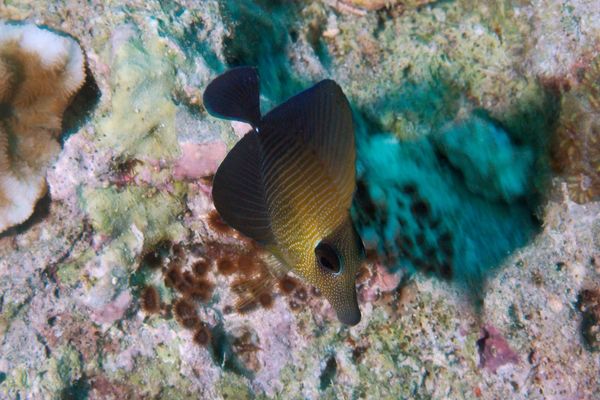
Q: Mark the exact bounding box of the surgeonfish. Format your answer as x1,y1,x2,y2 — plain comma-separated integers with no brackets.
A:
203,67,365,325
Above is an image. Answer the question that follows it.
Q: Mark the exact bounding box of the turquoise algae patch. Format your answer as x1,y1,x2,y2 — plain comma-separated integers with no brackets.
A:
352,94,557,287
351,76,557,289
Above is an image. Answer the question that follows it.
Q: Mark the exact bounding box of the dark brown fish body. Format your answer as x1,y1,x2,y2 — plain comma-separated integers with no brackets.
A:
203,67,365,325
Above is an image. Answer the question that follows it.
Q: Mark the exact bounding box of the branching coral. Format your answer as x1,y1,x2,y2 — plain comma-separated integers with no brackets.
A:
0,22,85,232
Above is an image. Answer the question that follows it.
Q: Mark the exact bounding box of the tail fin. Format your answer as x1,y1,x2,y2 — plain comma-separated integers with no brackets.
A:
203,67,262,127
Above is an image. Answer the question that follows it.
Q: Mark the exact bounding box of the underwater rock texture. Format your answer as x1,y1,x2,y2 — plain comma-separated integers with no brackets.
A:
1,1,599,399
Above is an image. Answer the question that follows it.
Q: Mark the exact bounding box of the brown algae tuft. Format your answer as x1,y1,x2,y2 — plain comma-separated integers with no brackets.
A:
193,324,212,347
173,298,200,330
140,285,161,314
551,56,600,203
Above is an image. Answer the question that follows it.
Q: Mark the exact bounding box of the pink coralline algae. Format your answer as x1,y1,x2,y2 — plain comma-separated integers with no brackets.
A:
90,291,133,325
477,325,519,373
358,262,402,303
173,141,227,180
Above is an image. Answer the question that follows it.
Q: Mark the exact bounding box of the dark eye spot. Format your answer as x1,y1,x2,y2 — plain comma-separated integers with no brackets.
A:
315,242,342,274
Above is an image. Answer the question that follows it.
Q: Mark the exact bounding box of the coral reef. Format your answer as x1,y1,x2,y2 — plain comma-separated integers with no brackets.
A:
339,0,434,12
0,22,85,232
551,55,600,203
579,288,600,352
477,325,520,373
0,0,599,399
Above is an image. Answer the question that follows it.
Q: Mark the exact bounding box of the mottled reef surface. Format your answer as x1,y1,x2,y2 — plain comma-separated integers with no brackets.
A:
1,1,599,399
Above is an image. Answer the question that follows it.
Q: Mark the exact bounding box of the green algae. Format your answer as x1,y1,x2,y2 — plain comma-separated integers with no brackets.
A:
434,115,534,202
97,27,180,160
218,371,254,400
82,186,186,249
353,120,542,286
39,345,84,397
155,343,179,365
78,184,186,311
219,0,308,104
156,0,226,74
0,301,22,337
56,249,95,288
109,344,194,399
0,366,28,397
267,281,481,399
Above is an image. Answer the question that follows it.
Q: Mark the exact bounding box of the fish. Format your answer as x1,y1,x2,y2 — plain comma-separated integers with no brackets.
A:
203,67,365,325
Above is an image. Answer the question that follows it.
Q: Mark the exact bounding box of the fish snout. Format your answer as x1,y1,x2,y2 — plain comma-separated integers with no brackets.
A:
334,291,361,326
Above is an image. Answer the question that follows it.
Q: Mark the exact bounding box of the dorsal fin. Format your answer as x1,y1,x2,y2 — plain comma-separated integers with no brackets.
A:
211,130,275,245
260,80,356,207
203,67,261,127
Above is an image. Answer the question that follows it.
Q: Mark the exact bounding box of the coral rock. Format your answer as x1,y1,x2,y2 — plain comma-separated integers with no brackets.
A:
552,56,600,203
0,22,85,232
173,141,227,180
477,325,519,373
579,288,600,351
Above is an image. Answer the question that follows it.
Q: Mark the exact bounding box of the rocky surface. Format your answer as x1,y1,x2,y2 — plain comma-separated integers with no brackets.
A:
0,1,599,399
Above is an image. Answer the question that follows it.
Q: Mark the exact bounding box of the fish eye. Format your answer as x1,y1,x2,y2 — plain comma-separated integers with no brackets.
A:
315,242,342,274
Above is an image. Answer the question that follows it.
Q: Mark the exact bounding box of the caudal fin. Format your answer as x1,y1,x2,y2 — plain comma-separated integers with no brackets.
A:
203,66,261,127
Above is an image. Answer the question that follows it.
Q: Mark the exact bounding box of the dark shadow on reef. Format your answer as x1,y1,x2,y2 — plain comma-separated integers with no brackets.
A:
0,191,52,239
62,62,101,142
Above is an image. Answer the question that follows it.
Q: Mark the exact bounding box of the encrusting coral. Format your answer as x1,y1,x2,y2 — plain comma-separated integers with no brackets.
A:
0,22,85,232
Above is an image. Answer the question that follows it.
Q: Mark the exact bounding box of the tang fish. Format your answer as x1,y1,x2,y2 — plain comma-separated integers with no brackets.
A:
203,67,365,325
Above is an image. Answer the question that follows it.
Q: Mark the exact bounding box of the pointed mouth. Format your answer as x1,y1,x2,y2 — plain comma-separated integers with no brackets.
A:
333,290,361,326
337,306,361,326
